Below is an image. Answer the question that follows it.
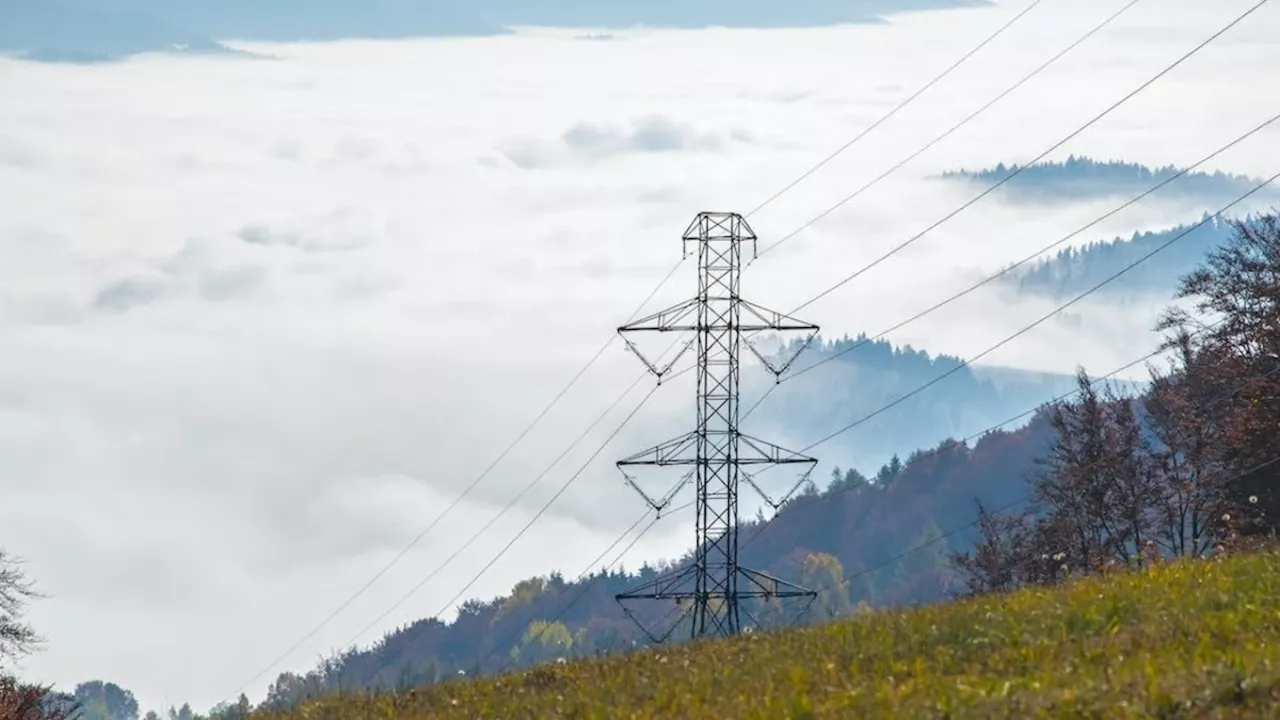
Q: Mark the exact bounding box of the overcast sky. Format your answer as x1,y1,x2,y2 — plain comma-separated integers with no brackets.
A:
2,0,1278,713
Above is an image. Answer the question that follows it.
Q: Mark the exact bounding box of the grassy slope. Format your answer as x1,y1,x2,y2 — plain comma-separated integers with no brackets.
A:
258,551,1280,719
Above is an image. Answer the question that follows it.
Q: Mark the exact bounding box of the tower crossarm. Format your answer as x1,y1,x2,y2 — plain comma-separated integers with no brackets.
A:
738,299,821,379
617,431,699,467
618,298,700,379
736,433,817,466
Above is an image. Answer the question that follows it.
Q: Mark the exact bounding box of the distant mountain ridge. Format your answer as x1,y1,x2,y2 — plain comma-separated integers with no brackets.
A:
0,0,990,63
752,333,1081,473
939,156,1267,203
1002,215,1237,299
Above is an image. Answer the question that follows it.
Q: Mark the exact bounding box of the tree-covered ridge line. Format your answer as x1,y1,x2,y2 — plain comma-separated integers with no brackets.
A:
938,155,1268,202
757,332,1082,473
1000,214,1239,299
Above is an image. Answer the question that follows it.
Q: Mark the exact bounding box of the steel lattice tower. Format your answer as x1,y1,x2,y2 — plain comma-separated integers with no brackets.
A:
614,211,820,642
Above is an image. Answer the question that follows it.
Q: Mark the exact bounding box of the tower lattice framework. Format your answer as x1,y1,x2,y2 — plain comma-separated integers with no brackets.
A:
614,211,820,642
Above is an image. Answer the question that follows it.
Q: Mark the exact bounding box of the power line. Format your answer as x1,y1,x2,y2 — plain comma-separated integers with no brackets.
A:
608,175,1273,520
476,468,701,671
762,0,1273,294
752,0,1146,262
327,323,700,655
225,0,1263,697
400,159,1277,671
225,268,684,699
444,3,1278,652
738,318,1232,556
786,168,1278,459
532,324,1275,652
823,381,1280,599
502,318,1270,656
739,109,1280,423
332,370,647,647
481,504,675,669
233,0,1063,688
745,0,1051,219
484,0,1274,662
370,382,662,648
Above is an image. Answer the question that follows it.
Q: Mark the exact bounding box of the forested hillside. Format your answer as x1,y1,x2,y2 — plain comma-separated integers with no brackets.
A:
250,213,1280,713
1001,214,1238,299
8,212,1276,720
256,550,1280,719
939,156,1268,203
247,415,1055,706
748,334,1078,473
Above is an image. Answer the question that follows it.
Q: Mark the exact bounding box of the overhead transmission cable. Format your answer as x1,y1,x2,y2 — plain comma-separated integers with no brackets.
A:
343,381,662,650
740,109,1280,423
481,499,690,670
521,265,1280,648
502,161,1277,652
749,0,1144,264
334,329,700,650
476,0,1274,657
224,262,692,700
738,318,1259,557
229,0,1037,692
504,321,1269,652
745,0,1050,218
786,169,1279,459
226,0,1119,698
728,166,1280,517
756,0,1273,271
818,376,1280,601
441,0,1277,662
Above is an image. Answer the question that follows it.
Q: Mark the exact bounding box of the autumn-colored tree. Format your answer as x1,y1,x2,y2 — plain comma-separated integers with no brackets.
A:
508,620,573,666
799,553,852,620
1144,328,1239,557
947,499,1033,597
1032,371,1159,572
1160,214,1280,534
0,678,77,720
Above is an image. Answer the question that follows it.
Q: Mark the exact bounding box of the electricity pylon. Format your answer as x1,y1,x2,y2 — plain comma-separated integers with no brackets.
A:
614,211,819,642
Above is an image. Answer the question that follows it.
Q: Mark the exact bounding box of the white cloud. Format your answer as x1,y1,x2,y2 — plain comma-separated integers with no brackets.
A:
496,114,740,169
1,0,1278,712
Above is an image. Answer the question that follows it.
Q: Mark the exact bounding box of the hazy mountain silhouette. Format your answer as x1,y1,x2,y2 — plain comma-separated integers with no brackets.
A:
1,0,990,63
0,0,230,62
1002,215,1238,300
938,156,1268,204
746,334,1086,475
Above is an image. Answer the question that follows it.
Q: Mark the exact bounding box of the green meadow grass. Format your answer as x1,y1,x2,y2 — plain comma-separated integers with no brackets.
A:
259,550,1280,719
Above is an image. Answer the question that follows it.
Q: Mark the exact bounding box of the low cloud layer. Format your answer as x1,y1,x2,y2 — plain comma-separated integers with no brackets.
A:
1,0,1278,713
496,114,744,168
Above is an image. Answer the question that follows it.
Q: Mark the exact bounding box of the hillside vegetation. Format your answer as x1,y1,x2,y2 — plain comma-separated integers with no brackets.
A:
1002,215,1237,299
939,156,1269,203
253,549,1280,719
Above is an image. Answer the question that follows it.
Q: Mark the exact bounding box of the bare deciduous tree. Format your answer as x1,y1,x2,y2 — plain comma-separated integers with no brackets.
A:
1,550,41,666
